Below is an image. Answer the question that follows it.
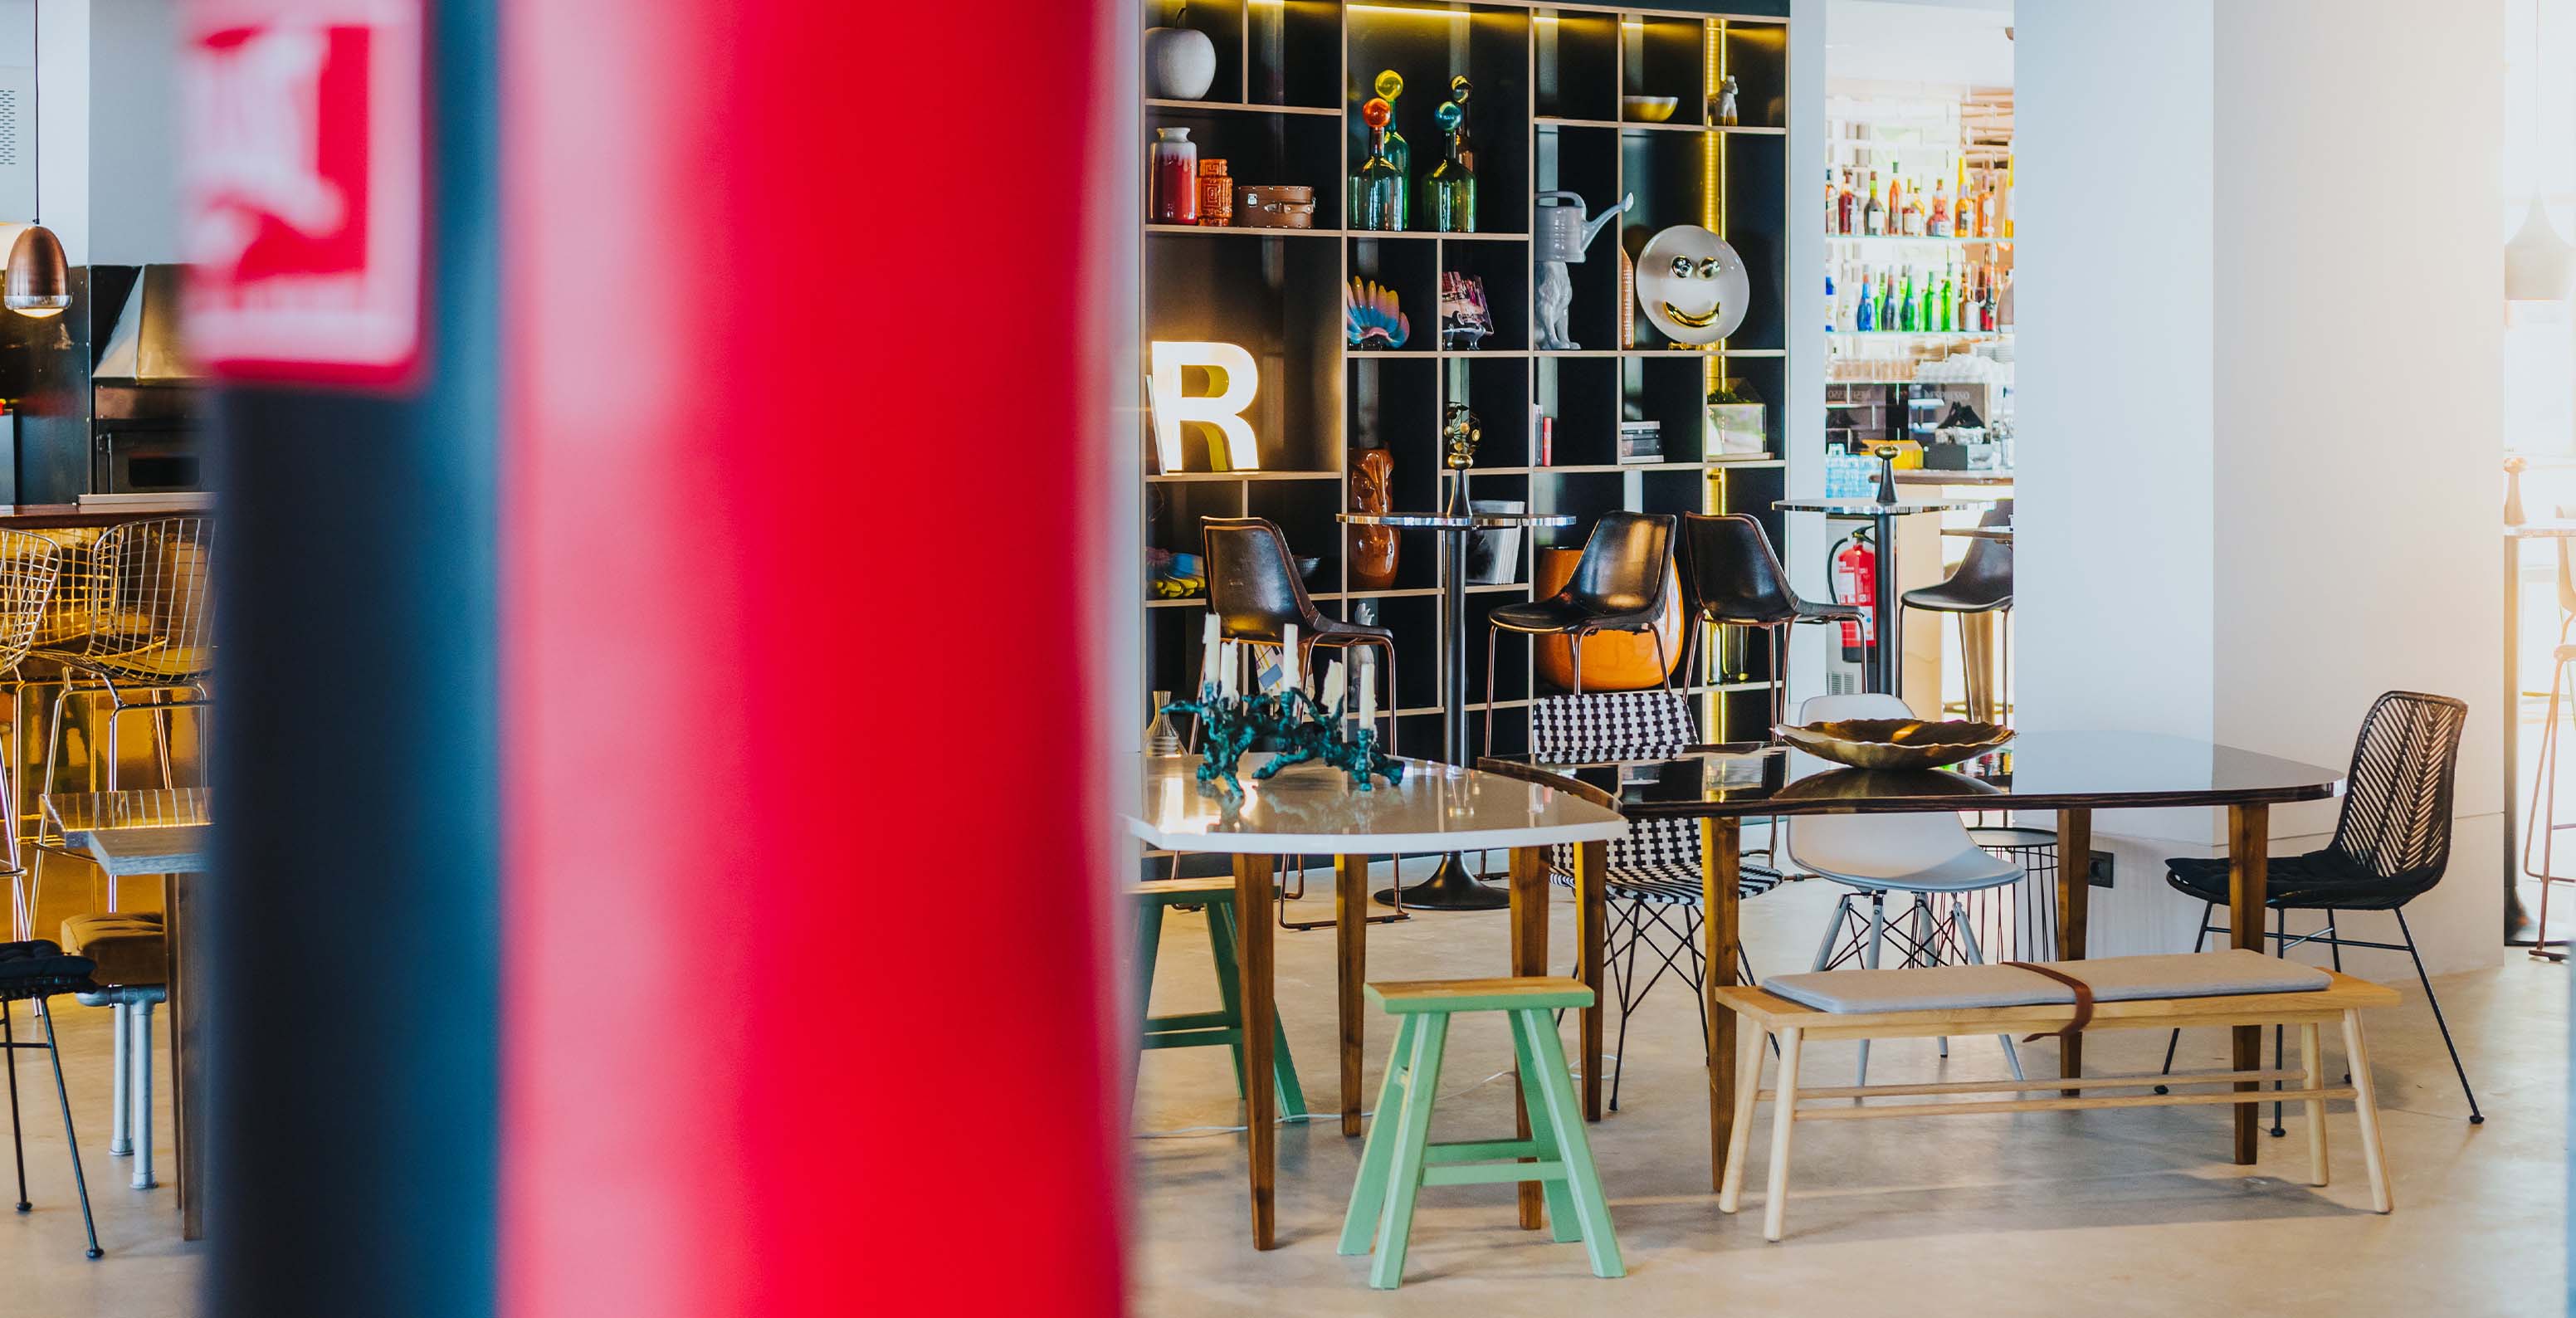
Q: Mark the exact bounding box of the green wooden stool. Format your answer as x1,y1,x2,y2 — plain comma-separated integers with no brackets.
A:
1339,976,1622,1289
1131,876,1306,1117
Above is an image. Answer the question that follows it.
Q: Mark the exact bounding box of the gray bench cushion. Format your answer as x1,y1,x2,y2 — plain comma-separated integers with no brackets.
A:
1760,949,2332,1015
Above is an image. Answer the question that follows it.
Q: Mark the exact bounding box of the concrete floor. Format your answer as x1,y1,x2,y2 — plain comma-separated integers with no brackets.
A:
1132,871,2564,1317
0,852,194,1318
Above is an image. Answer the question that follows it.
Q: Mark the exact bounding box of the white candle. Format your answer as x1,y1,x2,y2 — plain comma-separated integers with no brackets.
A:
1280,623,1299,694
1321,659,1345,711
1358,654,1376,730
1220,642,1239,697
1199,613,1221,691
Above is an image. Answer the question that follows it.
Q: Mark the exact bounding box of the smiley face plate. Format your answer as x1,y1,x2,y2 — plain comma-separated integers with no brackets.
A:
1634,225,1749,344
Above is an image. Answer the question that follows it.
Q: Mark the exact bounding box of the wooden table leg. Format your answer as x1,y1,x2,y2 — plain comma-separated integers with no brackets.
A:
1508,845,1548,1229
168,870,202,1240
1576,838,1607,1122
2055,808,2092,1095
1232,853,1277,1249
2229,803,2270,1165
1701,816,1741,1194
1334,854,1367,1138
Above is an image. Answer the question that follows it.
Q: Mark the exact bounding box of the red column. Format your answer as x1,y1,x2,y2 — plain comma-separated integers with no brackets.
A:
498,6,1129,1315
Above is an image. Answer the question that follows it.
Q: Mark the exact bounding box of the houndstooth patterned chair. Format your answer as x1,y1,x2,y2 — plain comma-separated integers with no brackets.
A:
1533,691,1783,1111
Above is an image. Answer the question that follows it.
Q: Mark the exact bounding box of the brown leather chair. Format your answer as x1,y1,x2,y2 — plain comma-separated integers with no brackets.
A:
1484,511,1676,755
1202,517,1398,749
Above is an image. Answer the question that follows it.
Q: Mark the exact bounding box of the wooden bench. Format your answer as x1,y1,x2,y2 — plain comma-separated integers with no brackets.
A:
1710,949,2400,1241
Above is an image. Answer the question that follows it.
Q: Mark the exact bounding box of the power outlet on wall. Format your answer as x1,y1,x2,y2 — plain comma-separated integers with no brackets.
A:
2087,850,2115,889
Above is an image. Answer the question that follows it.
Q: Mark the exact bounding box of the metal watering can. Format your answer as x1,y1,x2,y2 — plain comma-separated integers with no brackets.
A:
1533,190,1632,263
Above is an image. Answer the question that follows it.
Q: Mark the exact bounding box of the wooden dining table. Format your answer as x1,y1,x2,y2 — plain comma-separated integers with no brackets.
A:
1127,754,1626,1249
44,787,210,1239
1488,732,2346,1189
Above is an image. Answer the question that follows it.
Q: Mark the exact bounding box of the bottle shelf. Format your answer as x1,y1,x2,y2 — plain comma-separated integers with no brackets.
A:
1147,470,1344,483
1827,233,2011,246
1148,222,1343,237
1537,117,1787,136
1147,98,1341,117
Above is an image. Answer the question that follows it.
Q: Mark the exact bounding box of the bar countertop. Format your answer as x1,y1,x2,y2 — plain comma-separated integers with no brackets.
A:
0,501,212,530
1894,468,2015,486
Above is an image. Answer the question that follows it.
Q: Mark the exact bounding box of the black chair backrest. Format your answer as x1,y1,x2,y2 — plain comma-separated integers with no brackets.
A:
1201,516,1319,643
1678,512,1796,624
1560,512,1674,614
1944,499,2013,602
2325,691,2469,885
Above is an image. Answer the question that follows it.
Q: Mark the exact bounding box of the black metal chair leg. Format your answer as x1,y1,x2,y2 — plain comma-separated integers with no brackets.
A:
2154,901,2214,1094
2271,907,2287,1137
36,1001,99,1257
2,1002,22,1212
2395,909,2485,1124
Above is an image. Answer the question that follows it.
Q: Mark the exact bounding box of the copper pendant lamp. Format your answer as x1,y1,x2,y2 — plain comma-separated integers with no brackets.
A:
5,0,64,319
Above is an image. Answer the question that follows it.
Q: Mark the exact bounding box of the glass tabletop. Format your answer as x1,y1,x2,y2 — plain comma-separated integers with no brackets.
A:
1501,731,2344,818
45,787,210,833
1339,511,1577,530
1773,497,1983,515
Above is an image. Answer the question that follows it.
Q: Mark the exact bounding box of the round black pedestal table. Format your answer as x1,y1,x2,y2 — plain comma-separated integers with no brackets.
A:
1339,509,1574,909
1771,495,1979,697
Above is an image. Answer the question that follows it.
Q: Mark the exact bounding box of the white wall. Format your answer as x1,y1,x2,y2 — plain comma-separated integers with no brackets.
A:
86,0,173,263
2017,0,2504,977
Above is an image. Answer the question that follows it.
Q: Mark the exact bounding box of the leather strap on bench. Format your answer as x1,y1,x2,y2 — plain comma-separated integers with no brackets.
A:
2003,962,2094,1042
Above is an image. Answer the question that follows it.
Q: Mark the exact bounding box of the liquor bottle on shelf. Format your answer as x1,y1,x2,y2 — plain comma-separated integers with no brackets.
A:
1423,99,1476,232
1862,170,1885,236
1895,266,1916,331
1350,99,1404,232
1828,169,1842,235
1825,266,1837,332
1876,266,1894,330
1928,180,1949,237
1855,266,1876,332
1936,265,1954,332
1999,155,2015,238
1375,71,1410,228
1900,184,1925,237
1839,170,1857,235
1886,165,1905,232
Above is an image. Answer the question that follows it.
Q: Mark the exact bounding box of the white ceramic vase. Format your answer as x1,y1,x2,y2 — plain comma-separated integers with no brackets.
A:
1144,25,1217,100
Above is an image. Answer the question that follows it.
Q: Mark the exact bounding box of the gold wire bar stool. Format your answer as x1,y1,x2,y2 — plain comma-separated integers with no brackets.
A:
33,517,211,911
7,530,99,849
0,532,66,939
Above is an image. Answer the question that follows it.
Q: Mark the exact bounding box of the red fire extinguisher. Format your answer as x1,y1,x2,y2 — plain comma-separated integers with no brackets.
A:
1832,529,1876,664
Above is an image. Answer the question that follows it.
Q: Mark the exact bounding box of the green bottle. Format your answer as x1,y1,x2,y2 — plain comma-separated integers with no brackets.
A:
1422,100,1475,233
1876,271,1894,331
1896,267,1916,331
1936,266,1954,332
1350,123,1403,232
1375,71,1410,231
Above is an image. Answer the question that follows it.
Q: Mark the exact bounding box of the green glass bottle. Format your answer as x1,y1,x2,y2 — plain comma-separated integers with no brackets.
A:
1423,100,1475,232
1374,71,1410,231
1350,101,1403,232
1936,266,1954,332
1876,270,1894,331
1895,267,1916,331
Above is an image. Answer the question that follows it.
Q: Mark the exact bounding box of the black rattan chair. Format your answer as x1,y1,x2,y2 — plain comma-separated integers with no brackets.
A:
0,939,102,1257
1526,690,1781,1110
2154,691,2481,1125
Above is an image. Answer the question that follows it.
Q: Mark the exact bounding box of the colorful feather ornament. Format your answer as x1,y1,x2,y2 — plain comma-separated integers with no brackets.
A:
1344,277,1409,349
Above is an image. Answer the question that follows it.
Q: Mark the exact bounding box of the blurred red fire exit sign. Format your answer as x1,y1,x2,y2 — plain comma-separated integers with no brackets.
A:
182,1,424,387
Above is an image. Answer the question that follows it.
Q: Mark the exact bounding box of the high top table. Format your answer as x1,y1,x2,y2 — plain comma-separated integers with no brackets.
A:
1773,495,1981,696
1129,754,1624,1248
1492,731,2344,1190
1338,508,1574,910
44,787,210,1239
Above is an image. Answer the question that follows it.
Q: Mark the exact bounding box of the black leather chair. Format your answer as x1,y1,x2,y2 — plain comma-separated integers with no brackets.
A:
1202,517,1398,748
1676,513,1858,728
1901,500,2013,723
2155,691,2481,1126
1483,512,1676,756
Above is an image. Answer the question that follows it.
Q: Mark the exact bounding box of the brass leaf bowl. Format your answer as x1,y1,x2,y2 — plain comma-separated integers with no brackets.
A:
1772,719,2015,771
